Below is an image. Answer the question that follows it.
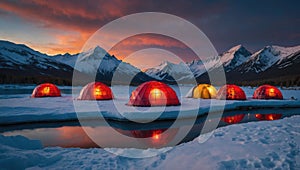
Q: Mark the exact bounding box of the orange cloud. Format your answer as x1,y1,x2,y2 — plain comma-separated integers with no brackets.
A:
109,34,198,61
25,32,90,55
0,0,220,61
0,0,203,56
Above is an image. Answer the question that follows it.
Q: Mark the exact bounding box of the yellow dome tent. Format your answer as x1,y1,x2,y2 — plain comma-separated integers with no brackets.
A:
188,84,217,99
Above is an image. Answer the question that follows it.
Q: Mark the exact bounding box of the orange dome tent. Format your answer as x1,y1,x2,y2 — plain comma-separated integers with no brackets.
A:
188,84,217,99
127,81,180,107
31,83,61,98
78,82,113,100
253,85,283,100
216,84,246,100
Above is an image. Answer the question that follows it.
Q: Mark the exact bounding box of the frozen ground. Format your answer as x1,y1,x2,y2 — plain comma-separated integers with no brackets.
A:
0,115,299,169
0,85,299,124
0,85,300,169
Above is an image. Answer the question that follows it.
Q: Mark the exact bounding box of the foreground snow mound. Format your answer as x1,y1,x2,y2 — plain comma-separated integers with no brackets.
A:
1,116,299,169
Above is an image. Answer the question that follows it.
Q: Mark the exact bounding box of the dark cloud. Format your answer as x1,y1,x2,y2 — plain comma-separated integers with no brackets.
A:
193,0,300,52
0,0,299,55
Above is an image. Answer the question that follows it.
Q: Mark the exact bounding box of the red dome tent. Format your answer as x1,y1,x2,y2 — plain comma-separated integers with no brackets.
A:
253,85,283,100
78,82,113,100
216,84,246,100
31,83,61,98
128,81,180,107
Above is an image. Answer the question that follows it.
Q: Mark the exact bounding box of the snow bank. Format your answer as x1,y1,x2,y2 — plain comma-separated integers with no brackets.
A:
1,115,299,169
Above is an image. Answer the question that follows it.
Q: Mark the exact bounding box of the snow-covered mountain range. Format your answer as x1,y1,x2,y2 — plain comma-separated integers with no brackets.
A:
145,61,195,83
0,40,84,85
236,45,300,73
0,40,154,85
55,46,154,84
145,45,253,82
0,40,299,85
146,44,300,85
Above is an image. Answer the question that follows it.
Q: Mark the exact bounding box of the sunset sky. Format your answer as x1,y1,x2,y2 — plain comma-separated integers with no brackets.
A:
0,0,299,69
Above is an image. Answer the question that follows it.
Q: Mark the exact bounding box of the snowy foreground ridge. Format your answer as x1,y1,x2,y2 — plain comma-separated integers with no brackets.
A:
0,115,299,169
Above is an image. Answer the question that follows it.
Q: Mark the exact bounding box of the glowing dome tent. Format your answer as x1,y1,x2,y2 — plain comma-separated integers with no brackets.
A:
78,82,113,100
186,84,217,99
216,84,246,100
31,83,61,98
253,85,283,100
127,81,180,107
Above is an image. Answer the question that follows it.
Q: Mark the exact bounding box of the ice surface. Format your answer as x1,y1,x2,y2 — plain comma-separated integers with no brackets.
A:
0,85,299,125
0,115,299,169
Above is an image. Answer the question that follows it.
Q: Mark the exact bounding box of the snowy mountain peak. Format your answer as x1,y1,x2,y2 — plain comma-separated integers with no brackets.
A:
242,45,300,73
215,45,252,71
145,60,193,82
93,46,108,56
79,46,110,61
0,40,47,58
0,40,29,50
159,60,174,67
221,45,251,60
0,40,77,83
260,45,300,57
227,44,243,52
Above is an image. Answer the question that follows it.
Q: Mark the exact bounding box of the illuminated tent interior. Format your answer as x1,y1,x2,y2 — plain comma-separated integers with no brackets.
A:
78,82,113,100
187,84,217,99
253,85,283,100
127,81,180,107
31,83,61,98
216,84,246,100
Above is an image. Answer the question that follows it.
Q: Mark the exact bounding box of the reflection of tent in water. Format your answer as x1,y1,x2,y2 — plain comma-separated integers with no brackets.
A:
78,82,113,100
122,128,179,148
216,84,246,100
128,81,180,107
115,128,179,148
186,84,217,99
253,85,283,100
222,114,245,124
31,83,61,98
255,114,282,121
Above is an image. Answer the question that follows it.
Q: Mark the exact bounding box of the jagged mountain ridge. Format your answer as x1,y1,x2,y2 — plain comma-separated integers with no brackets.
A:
54,46,155,85
0,40,155,85
0,40,86,85
0,39,299,86
145,45,253,81
146,44,300,85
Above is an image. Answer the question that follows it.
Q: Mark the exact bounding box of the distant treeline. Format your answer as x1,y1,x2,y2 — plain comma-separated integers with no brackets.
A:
229,76,300,87
0,73,72,86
